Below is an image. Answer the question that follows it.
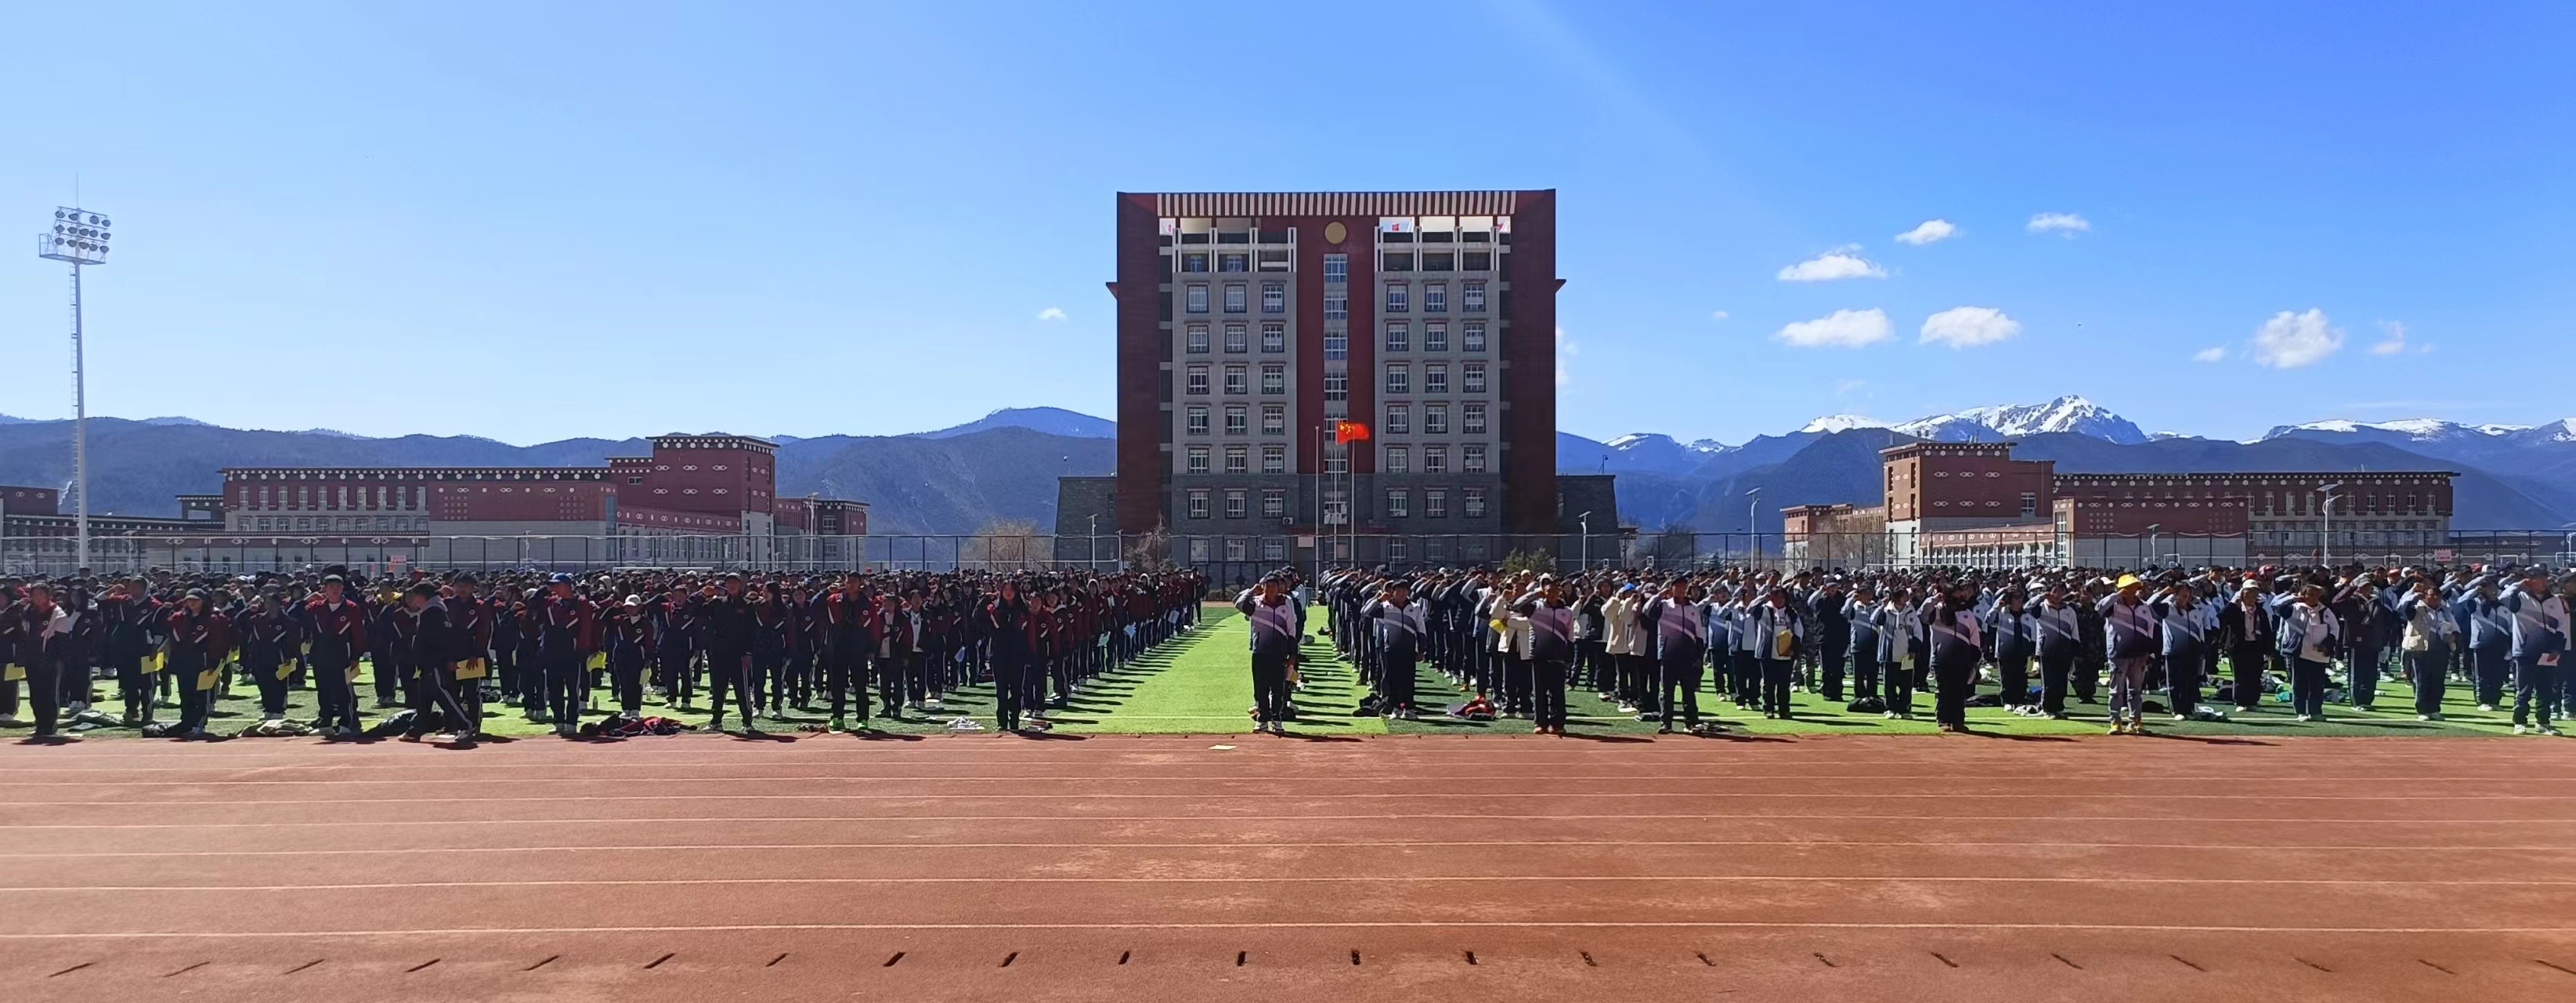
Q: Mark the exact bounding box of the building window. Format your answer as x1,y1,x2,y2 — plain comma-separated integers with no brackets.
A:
1223,364,1248,395
1425,404,1450,435
1323,330,1347,359
1224,404,1248,436
1186,404,1210,436
1182,253,1209,273
1382,252,1414,272
1425,446,1449,473
1324,371,1347,402
1464,487,1487,517
1385,284,1408,313
1261,490,1286,518
1262,282,1284,313
1464,320,1487,352
1187,364,1209,395
1259,364,1284,395
1323,253,1347,281
1424,282,1447,313
1387,489,1411,518
1386,364,1411,394
1386,446,1411,473
1425,364,1449,395
1324,447,1348,475
1261,322,1285,353
1185,284,1209,313
1262,538,1285,562
1464,252,1491,271
1464,444,1487,473
1324,290,1347,320
1225,538,1247,561
1224,445,1248,473
1463,281,1486,313
1220,324,1247,353
1463,402,1488,434
1385,322,1409,353
1219,253,1248,273
2021,492,2039,517
1387,538,1409,562
1262,445,1286,473
1187,490,1210,520
1225,489,1248,519
1425,488,1448,517
1223,284,1248,313
1262,404,1286,435
1386,404,1411,435
1425,321,1448,352
1462,362,1487,393
1185,325,1209,354
1187,445,1210,473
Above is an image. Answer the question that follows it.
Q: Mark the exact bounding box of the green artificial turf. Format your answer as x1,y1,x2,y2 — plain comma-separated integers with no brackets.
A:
12,603,2560,740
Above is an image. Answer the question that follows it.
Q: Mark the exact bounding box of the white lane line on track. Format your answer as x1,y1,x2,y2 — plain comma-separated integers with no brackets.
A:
3,813,2568,830
6,791,2567,805
7,773,2570,784
13,840,2569,858
2,922,2568,940
3,875,2569,893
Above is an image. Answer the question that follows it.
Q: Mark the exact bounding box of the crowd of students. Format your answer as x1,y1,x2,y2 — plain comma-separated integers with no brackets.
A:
0,565,1206,743
1317,562,2575,736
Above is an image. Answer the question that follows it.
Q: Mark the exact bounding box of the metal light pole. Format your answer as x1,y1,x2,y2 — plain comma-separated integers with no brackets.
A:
1577,510,1591,570
2146,523,2161,570
1088,513,1099,572
1747,488,1761,569
2318,482,2343,567
36,207,111,573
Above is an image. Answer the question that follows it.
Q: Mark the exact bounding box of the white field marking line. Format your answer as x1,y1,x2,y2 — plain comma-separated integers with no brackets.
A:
5,874,2571,893
2,921,2569,940
3,813,2567,831
8,773,2569,785
13,839,2571,859
7,791,2563,806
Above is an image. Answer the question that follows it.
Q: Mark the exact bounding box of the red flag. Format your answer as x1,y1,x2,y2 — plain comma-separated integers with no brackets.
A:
1334,420,1371,444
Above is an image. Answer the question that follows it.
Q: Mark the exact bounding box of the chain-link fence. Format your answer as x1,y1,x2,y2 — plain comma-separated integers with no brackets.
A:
7,530,2571,583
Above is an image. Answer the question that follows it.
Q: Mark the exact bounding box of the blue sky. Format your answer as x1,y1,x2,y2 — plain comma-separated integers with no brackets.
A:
4,1,2569,445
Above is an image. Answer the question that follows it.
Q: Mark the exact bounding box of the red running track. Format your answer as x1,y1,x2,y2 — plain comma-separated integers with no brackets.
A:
1,733,2572,1002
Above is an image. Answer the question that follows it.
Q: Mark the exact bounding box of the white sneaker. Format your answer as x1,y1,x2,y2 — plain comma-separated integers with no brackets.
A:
2478,704,2498,712
2514,724,2530,734
2416,714,2432,722
2172,713,2188,722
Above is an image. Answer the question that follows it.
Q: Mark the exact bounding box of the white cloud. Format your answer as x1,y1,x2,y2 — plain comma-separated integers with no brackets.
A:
2191,346,2228,363
2026,212,2090,235
1035,307,1068,322
1774,308,1892,349
1776,245,1888,282
1709,310,1730,321
2368,320,2408,355
1834,378,1869,396
1894,219,1957,245
2250,308,2344,368
1556,327,1577,386
1917,306,2022,348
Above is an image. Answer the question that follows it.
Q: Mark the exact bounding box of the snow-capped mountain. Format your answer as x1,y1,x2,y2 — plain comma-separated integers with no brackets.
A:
1805,396,2148,445
2261,418,2532,444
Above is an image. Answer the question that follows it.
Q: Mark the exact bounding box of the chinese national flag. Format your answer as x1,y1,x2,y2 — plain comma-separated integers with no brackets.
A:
1334,420,1371,444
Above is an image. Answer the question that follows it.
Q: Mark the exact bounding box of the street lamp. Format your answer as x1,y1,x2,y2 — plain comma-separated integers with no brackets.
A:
1577,511,1591,570
2318,482,2343,567
36,206,112,573
1087,513,1099,572
1747,489,1761,569
2146,523,2161,570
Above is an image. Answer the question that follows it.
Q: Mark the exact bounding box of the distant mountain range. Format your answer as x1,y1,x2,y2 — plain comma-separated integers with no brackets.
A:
7,396,2574,534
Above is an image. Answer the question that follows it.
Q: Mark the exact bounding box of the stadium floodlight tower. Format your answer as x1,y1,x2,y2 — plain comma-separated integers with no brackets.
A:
36,207,111,572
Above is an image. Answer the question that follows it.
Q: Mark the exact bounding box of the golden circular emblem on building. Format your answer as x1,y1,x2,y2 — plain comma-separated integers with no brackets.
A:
1323,221,1346,244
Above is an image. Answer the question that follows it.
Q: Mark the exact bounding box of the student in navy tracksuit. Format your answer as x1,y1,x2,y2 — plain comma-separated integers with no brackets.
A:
1646,578,1709,733
2271,585,2342,722
2029,586,2082,719
2098,577,2159,733
2499,570,2567,736
1983,587,2035,711
1746,588,1805,720
1237,574,1302,734
1511,577,1577,735
2394,582,2457,721
1360,578,1426,719
1926,584,1982,733
2463,577,2512,711
2148,582,2209,720
1842,584,1881,708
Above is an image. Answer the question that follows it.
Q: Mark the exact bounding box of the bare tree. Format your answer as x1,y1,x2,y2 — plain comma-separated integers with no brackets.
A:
970,520,1054,570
